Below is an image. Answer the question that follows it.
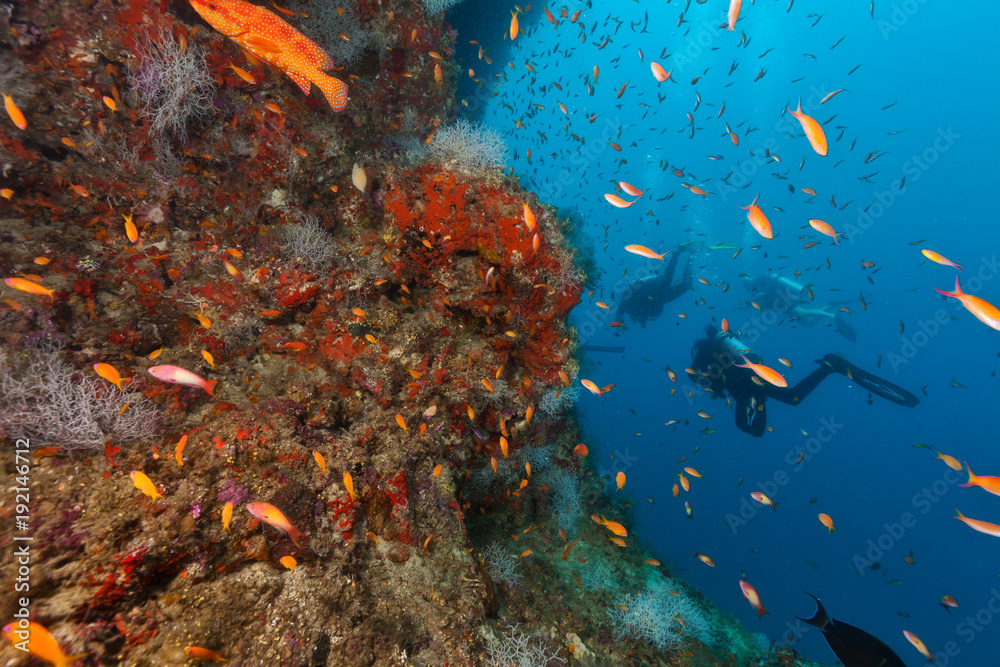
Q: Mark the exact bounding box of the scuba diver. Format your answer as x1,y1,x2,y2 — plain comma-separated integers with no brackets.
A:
743,273,858,342
614,243,693,327
689,324,919,437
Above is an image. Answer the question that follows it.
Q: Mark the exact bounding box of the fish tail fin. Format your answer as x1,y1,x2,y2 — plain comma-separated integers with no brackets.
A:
959,461,975,488
771,502,778,512
288,525,306,547
758,607,770,618
202,380,218,397
796,593,831,630
936,276,962,299
315,71,349,112
59,652,90,667
954,508,966,520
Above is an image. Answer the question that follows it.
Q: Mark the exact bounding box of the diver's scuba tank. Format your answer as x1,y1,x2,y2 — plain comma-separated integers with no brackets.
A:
712,330,759,365
771,274,807,296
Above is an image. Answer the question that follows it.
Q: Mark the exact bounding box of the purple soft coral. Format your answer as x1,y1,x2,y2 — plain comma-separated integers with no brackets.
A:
217,479,250,507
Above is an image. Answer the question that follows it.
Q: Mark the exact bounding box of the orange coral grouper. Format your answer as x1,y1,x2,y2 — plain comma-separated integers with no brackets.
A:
187,0,348,111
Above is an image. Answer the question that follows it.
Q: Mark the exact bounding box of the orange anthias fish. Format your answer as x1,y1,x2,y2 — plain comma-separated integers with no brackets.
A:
735,355,787,388
750,491,778,511
808,219,840,245
4,277,55,299
246,501,305,546
188,0,349,111
954,509,1000,537
624,244,667,261
740,194,773,239
789,97,828,156
727,0,742,31
604,193,637,208
936,277,1000,331
922,249,964,272
2,621,86,667
650,62,671,82
960,462,1000,497
3,93,27,130
619,181,645,197
903,630,934,662
185,645,228,663
940,594,959,612
740,580,769,618
591,514,628,537
695,552,716,567
94,362,127,391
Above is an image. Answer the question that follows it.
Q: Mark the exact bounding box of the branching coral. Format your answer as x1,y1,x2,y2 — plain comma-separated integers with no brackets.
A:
0,341,159,450
546,468,584,533
580,561,617,591
608,583,715,652
295,0,371,69
127,28,215,140
427,118,510,172
481,541,522,586
537,385,578,418
483,624,564,667
282,215,336,271
422,0,471,15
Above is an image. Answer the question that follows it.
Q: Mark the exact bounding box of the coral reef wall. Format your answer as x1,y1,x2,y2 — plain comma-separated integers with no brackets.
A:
0,0,830,665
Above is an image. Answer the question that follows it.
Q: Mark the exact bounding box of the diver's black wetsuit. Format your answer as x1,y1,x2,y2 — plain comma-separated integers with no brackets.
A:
614,248,692,327
690,326,919,437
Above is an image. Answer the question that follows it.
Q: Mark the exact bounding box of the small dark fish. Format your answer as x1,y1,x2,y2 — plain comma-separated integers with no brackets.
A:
797,595,906,667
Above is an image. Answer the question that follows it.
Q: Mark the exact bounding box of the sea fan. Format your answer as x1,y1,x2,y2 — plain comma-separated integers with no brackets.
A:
422,0,471,15
0,341,159,450
127,28,215,139
427,118,510,172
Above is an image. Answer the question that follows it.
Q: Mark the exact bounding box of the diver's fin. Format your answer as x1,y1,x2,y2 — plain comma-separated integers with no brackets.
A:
821,354,919,407
833,315,857,342
795,593,832,630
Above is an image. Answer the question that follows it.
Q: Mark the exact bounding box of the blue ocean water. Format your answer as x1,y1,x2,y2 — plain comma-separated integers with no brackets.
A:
452,1,998,665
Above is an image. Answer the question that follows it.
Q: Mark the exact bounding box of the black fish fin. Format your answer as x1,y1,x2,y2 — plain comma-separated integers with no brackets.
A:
795,593,832,630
